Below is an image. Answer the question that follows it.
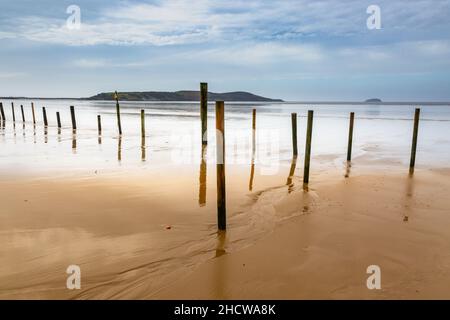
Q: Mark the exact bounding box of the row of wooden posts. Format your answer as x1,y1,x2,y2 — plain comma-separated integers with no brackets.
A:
0,93,147,139
0,85,422,232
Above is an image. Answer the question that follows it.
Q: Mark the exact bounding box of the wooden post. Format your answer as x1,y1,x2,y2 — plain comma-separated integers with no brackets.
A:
31,102,36,124
20,105,25,122
140,109,145,138
291,113,298,156
97,115,102,135
0,102,5,121
42,107,48,126
216,101,226,231
409,108,421,174
70,106,76,130
252,108,256,130
347,112,355,161
303,110,314,187
11,102,15,122
56,112,61,128
114,91,122,135
200,83,208,145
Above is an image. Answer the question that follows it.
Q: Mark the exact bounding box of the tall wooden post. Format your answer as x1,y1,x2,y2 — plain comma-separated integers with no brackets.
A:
140,109,145,138
11,102,15,122
114,91,122,135
409,108,421,174
303,110,314,188
216,101,226,231
97,115,102,135
291,113,298,157
31,102,36,124
56,112,61,128
0,102,5,121
20,105,25,122
200,83,208,145
70,106,76,130
347,112,355,161
42,107,48,126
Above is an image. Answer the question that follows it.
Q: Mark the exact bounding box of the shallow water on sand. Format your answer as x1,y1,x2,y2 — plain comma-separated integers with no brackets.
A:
0,99,449,298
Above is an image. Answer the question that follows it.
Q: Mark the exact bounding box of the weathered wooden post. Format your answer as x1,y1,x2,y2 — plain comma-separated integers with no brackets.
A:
20,105,25,122
347,112,355,161
42,107,48,126
114,91,122,135
11,102,16,122
141,109,146,161
216,101,226,231
303,110,314,189
291,113,298,156
200,82,208,145
249,108,256,191
97,115,102,135
0,102,5,121
140,109,145,138
409,108,421,174
31,102,36,124
70,106,76,130
56,112,61,128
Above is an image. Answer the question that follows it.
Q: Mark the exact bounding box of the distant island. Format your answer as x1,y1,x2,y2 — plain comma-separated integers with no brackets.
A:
88,91,283,102
365,98,383,103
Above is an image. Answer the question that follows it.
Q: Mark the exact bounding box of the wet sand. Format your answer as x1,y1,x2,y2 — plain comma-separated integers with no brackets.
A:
2,165,450,299
155,168,450,299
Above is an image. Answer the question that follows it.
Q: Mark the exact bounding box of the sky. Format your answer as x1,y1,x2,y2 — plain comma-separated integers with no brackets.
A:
0,0,449,101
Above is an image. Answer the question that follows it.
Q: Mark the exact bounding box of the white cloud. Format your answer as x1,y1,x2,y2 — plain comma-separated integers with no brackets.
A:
1,0,448,46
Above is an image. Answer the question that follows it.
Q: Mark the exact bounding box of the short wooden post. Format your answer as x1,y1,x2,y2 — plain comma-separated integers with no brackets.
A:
347,112,355,161
303,110,314,187
140,110,145,138
42,107,48,126
11,102,15,122
0,102,5,121
70,106,76,130
291,113,298,156
20,105,25,122
97,115,102,135
200,83,208,145
114,91,122,135
56,112,61,128
252,109,256,130
409,108,421,174
216,101,226,231
31,102,36,124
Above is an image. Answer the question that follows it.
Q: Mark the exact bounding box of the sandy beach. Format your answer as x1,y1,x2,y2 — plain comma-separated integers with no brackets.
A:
2,162,450,299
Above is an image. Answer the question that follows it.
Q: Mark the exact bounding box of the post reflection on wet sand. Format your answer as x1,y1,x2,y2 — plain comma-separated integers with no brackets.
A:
72,130,77,152
117,136,122,162
403,173,415,222
198,145,207,206
141,135,146,162
286,156,298,193
345,161,352,178
44,126,48,144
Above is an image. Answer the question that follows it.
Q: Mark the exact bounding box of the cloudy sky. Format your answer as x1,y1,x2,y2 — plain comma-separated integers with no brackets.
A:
0,0,449,101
